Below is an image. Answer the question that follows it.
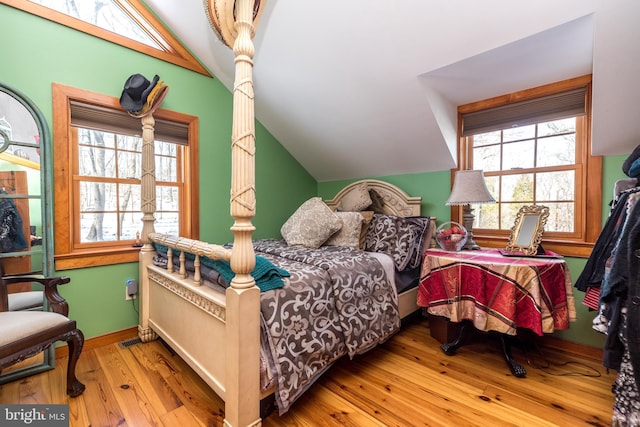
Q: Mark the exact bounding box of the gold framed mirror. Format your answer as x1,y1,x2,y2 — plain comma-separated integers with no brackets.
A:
505,205,549,256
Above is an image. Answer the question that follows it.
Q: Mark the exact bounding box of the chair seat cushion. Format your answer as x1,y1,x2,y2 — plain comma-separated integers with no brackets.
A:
8,291,44,311
0,311,71,347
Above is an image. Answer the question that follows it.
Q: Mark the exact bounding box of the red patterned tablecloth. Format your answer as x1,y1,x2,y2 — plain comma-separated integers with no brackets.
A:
417,249,576,336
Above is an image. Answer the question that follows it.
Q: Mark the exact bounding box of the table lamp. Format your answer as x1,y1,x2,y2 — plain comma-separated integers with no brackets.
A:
446,169,496,250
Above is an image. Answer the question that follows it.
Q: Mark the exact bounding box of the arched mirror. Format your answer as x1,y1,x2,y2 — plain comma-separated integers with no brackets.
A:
0,82,55,382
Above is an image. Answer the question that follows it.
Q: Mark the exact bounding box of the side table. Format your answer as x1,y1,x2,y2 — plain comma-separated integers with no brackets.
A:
417,248,576,377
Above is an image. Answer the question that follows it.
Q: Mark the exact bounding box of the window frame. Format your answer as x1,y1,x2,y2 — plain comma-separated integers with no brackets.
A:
454,75,601,258
52,83,199,269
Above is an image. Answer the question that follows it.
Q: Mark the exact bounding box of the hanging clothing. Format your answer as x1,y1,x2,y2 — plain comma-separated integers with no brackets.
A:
0,190,28,252
612,309,640,426
574,189,634,292
575,178,640,426
599,195,640,427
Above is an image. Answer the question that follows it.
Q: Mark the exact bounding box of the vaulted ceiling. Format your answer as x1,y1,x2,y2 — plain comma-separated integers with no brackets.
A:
144,0,640,182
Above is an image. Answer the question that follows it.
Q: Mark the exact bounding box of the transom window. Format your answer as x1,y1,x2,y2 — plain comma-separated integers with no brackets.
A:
1,0,209,75
456,75,601,257
28,0,161,49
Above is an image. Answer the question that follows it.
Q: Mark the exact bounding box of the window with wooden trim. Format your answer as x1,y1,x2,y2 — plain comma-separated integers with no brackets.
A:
52,83,199,269
455,75,601,258
1,0,210,76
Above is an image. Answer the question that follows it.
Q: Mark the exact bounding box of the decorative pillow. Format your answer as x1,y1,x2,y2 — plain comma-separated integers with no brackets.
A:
358,211,375,250
281,197,343,248
368,189,385,212
324,211,364,248
365,214,431,271
338,182,372,211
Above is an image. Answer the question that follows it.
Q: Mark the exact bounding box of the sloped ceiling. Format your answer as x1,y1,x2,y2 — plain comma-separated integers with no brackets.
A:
144,0,640,182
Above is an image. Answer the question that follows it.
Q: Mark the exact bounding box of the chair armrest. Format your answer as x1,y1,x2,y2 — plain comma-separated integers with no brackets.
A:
1,275,71,316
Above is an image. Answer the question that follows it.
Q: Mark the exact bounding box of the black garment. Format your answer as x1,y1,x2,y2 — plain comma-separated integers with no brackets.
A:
602,198,640,393
0,193,28,253
574,191,630,292
618,202,640,392
623,143,640,177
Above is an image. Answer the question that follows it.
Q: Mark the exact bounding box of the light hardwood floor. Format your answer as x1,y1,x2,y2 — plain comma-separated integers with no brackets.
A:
0,316,616,426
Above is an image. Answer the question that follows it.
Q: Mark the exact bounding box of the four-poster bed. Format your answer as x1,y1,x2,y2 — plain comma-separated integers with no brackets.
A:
133,1,433,425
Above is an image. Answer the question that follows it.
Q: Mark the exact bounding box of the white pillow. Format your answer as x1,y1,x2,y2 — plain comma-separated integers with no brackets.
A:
281,197,343,248
338,182,372,211
324,211,365,248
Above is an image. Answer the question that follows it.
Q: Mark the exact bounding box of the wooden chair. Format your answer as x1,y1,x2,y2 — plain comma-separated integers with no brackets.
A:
0,273,85,397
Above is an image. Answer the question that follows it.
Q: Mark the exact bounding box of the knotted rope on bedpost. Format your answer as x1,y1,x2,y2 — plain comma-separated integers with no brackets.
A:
140,114,157,248
205,1,266,426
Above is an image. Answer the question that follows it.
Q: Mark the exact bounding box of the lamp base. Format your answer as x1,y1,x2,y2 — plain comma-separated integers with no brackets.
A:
461,205,481,250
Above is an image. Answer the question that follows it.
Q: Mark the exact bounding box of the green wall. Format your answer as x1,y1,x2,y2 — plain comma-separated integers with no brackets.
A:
0,4,315,339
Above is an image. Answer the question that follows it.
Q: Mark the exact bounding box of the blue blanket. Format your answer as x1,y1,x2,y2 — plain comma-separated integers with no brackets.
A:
153,243,288,292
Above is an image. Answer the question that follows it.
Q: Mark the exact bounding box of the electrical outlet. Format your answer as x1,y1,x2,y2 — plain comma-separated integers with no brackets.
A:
125,279,138,300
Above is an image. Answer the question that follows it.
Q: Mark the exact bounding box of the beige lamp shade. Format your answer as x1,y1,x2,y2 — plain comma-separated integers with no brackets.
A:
446,170,495,206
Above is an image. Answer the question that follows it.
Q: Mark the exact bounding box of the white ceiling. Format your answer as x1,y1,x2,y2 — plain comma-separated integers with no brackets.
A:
145,0,640,182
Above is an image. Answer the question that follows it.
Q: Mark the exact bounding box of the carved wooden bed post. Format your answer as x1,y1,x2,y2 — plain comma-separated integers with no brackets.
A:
206,1,266,425
138,113,159,343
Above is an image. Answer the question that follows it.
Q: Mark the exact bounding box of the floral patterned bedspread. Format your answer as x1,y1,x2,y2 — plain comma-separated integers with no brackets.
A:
254,239,400,414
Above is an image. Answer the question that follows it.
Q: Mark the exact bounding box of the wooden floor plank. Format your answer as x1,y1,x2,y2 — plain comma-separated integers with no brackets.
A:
94,343,165,426
263,381,387,427
75,346,127,426
143,341,225,426
160,404,206,427
121,343,183,415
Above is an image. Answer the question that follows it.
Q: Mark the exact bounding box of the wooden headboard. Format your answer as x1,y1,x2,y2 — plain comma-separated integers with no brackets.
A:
325,179,422,217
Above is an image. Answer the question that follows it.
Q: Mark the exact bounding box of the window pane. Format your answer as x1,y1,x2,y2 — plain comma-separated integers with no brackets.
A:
156,141,177,156
155,212,179,235
79,146,116,178
119,184,141,211
157,186,179,211
118,150,141,179
536,171,575,201
538,118,576,137
475,203,499,229
119,211,140,240
503,140,534,170
537,135,575,167
117,135,142,152
80,212,118,242
503,124,535,142
472,131,501,147
544,202,574,232
79,181,117,211
484,175,499,201
77,128,115,148
501,202,527,230
474,144,501,172
501,174,533,202
156,155,177,182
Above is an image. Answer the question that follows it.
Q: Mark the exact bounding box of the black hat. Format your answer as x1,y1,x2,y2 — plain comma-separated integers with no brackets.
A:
119,74,159,113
